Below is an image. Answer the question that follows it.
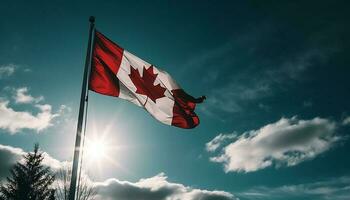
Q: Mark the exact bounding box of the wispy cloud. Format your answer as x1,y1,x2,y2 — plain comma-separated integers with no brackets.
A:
258,103,270,111
303,100,313,107
180,39,235,73
342,116,350,126
0,64,17,79
202,83,270,114
14,87,44,104
264,48,331,83
239,176,350,200
201,47,332,116
207,117,341,173
183,23,336,116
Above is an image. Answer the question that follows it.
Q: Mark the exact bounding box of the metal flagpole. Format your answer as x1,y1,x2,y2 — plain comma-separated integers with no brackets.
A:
68,16,95,200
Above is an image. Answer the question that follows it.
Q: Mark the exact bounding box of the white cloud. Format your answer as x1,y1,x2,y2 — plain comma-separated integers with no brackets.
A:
239,176,350,200
0,144,24,181
0,64,16,78
206,133,236,152
207,117,340,173
342,117,350,126
0,100,59,133
0,144,237,200
95,173,236,200
0,144,68,181
14,87,44,104
0,86,67,134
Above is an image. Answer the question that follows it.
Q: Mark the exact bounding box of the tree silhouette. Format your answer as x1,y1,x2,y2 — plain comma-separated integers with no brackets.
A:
0,144,56,200
55,166,96,200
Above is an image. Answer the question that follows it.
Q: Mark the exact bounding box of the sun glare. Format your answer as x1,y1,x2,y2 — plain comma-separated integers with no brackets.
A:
83,134,116,168
86,139,108,162
79,119,134,176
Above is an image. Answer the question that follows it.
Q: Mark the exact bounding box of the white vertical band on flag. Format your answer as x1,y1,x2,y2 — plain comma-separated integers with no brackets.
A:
116,50,177,125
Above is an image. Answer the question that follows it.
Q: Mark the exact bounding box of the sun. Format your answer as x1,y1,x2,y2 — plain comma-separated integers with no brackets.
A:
86,139,107,161
84,137,111,164
79,119,134,176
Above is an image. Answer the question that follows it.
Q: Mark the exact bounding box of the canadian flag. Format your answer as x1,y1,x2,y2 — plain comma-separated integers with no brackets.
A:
89,31,205,129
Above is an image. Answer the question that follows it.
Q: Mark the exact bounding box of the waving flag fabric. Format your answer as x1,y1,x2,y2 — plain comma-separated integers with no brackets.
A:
89,31,205,129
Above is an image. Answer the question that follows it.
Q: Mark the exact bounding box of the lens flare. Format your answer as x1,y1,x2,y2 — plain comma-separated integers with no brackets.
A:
85,139,108,162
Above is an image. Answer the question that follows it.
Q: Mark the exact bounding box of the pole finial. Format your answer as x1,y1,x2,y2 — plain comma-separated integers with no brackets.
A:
89,16,95,23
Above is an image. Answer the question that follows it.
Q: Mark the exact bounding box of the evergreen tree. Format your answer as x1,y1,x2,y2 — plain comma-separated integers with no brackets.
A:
0,144,56,200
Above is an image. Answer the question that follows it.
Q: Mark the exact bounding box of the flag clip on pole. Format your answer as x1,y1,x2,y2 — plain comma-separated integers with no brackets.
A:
68,16,95,200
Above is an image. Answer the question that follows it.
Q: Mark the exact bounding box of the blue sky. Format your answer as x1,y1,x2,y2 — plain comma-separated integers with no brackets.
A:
0,1,350,199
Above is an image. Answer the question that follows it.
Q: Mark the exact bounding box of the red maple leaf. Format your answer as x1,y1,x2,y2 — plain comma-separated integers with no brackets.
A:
129,65,166,104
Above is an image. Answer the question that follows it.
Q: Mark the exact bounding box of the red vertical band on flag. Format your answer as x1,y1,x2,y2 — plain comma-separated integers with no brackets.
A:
171,89,200,129
89,31,124,96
